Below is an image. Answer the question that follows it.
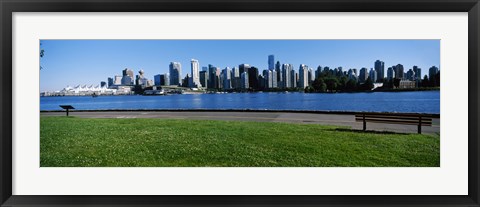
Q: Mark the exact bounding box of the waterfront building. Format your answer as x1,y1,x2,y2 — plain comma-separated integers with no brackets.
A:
114,75,122,85
107,77,113,87
359,67,369,83
395,64,404,79
248,66,259,89
398,80,416,89
182,74,190,87
298,64,309,89
429,66,439,79
374,60,385,82
223,67,232,89
369,68,377,82
240,72,249,89
169,62,182,86
199,71,208,88
268,55,275,70
387,67,395,80
282,64,292,88
190,59,201,88
100,81,107,88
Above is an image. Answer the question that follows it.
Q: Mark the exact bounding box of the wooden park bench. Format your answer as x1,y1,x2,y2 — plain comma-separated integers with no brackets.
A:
355,112,433,134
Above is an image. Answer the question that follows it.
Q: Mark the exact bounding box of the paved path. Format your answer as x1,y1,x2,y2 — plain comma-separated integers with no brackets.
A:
41,111,440,134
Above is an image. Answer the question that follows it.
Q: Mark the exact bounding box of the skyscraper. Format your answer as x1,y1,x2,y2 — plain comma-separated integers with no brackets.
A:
406,69,415,81
429,66,439,79
189,59,201,88
374,60,385,82
199,71,208,88
162,73,170,86
282,64,292,88
359,67,369,83
298,64,309,89
395,64,404,79
387,67,395,80
263,70,273,89
241,72,249,89
154,74,162,86
231,67,240,89
223,67,232,90
208,64,218,89
271,70,278,88
275,61,282,86
413,66,422,80
239,64,251,75
369,68,377,82
169,62,182,86
248,66,259,90
114,75,122,85
121,68,134,85
316,66,322,79
268,55,275,70
107,77,113,87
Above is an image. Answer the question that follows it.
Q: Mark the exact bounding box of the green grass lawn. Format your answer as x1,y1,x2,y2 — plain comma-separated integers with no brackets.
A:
40,116,440,167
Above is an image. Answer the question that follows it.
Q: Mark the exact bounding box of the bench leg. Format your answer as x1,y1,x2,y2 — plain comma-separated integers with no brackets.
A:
363,120,366,131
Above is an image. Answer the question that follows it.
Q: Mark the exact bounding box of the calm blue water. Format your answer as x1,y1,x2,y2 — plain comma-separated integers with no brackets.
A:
40,91,440,114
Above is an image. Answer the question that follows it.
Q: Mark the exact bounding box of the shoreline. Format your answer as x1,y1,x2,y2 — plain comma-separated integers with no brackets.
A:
40,88,440,97
40,109,440,117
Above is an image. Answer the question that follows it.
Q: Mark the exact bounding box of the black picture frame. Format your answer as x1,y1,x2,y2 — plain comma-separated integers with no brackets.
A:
1,0,479,206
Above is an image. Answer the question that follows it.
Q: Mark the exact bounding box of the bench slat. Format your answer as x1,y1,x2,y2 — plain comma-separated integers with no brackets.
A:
355,119,433,126
354,115,432,121
355,117,432,124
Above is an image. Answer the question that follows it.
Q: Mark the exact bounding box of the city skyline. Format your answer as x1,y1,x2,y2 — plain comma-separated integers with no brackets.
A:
40,40,440,91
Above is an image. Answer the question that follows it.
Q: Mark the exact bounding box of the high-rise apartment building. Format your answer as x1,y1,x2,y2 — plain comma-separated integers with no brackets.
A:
223,67,232,90
387,67,395,80
282,64,293,88
190,59,201,88
374,60,385,82
169,62,182,86
359,67,369,83
298,64,309,89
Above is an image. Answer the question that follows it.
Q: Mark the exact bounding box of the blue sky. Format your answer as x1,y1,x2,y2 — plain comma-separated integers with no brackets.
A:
40,40,440,91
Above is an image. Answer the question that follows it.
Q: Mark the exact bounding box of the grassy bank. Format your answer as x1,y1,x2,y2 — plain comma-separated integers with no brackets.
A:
40,116,439,167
